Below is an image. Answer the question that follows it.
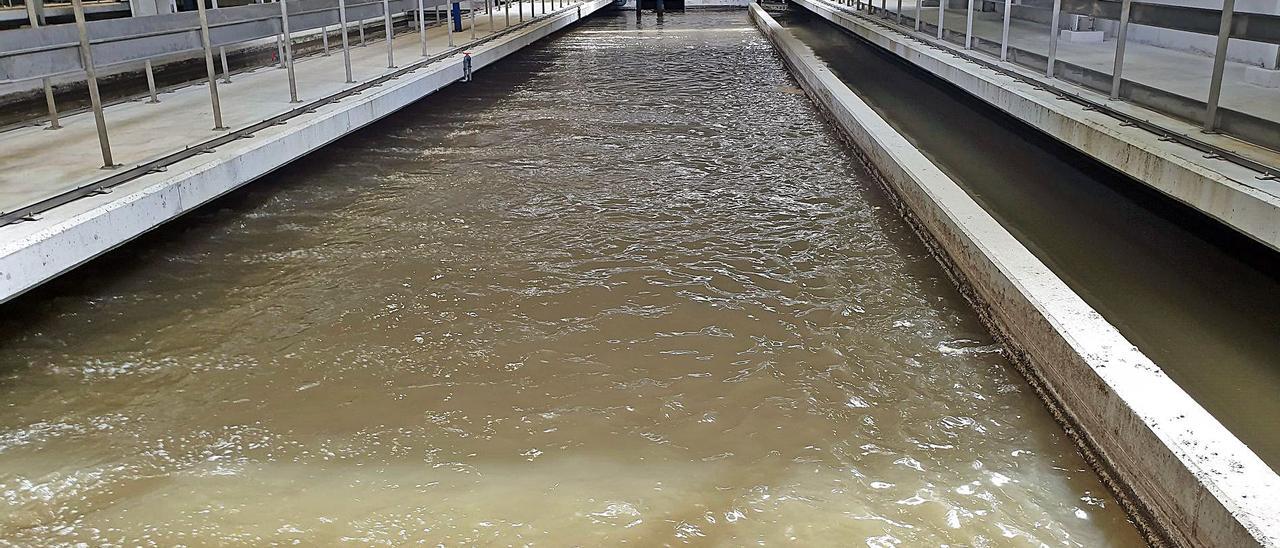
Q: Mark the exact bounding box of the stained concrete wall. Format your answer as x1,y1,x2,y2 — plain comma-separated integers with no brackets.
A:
750,2,1280,546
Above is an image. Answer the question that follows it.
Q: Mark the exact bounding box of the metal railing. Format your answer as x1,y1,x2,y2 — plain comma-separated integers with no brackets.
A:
0,0,521,168
0,0,581,225
828,0,1280,148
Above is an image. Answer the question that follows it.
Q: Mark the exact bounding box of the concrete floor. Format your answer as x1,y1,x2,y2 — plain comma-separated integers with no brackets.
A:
874,1,1280,132
0,1,557,218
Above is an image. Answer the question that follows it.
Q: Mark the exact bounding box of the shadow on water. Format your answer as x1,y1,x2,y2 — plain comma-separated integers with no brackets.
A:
776,6,1280,470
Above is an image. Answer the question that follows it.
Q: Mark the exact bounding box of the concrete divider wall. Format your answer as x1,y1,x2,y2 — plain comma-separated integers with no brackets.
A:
790,0,1280,254
0,0,612,303
747,3,1280,546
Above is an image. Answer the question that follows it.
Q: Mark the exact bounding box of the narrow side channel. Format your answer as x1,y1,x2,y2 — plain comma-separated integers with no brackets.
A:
749,3,1280,546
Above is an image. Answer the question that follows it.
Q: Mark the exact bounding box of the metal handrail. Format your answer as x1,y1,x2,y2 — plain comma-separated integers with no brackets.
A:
829,0,1280,155
0,0,575,225
823,0,1280,179
0,0,431,83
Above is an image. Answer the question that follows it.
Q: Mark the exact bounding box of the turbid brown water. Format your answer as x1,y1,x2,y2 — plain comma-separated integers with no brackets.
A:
776,7,1280,471
0,10,1141,545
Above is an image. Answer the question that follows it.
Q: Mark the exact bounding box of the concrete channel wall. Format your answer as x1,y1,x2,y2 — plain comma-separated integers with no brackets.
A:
787,0,1280,254
747,3,1280,546
0,0,612,304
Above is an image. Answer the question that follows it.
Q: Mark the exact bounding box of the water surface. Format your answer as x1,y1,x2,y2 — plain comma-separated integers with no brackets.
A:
777,7,1280,469
0,10,1140,545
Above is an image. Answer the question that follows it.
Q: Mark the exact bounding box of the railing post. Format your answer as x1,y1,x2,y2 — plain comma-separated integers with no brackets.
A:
895,0,901,25
24,0,45,26
418,0,428,55
1204,0,1235,131
1000,0,1011,60
936,0,944,39
1046,0,1061,77
339,0,355,82
212,0,231,82
506,0,510,26
1109,0,1131,99
145,59,159,103
196,0,227,129
270,0,285,67
70,0,114,168
280,0,300,100
383,0,396,67
914,0,921,31
470,0,477,38
360,18,367,46
965,0,974,48
449,1,456,44
489,0,494,28
24,1,60,130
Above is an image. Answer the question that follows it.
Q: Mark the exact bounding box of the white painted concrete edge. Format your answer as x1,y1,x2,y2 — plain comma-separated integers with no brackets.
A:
748,3,1280,547
793,0,1280,254
0,0,613,303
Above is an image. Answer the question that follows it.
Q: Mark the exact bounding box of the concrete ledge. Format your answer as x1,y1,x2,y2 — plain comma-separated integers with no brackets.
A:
1245,66,1280,89
1058,29,1103,43
0,0,612,303
748,3,1280,547
793,0,1280,254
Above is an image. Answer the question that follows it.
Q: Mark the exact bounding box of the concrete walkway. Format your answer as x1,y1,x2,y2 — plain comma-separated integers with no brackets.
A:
0,0,559,219
877,1,1280,138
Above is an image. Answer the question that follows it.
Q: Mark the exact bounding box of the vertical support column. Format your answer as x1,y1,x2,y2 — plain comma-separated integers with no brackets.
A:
70,0,114,167
895,0,901,25
1046,0,1062,77
212,0,231,82
964,0,973,48
339,0,354,82
360,18,367,46
1204,0,1235,131
880,0,885,17
936,0,944,39
489,0,494,29
1000,0,1011,60
449,1,456,45
383,0,396,67
914,0,921,31
24,0,45,26
280,0,300,100
1109,0,1131,99
470,0,476,38
24,2,60,130
418,0,428,55
196,0,227,129
322,24,330,55
144,59,159,103
272,0,285,67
